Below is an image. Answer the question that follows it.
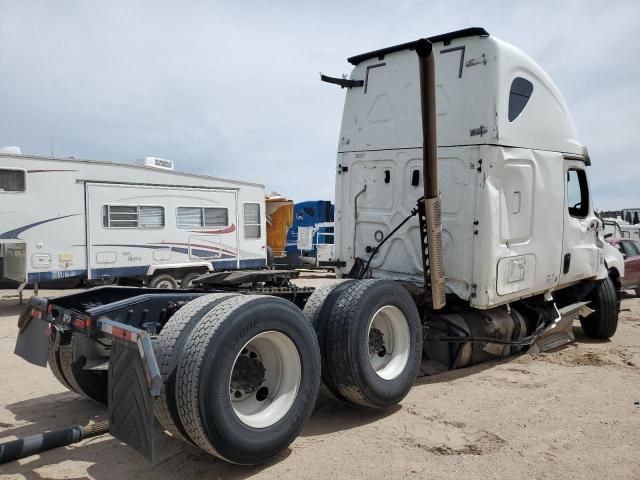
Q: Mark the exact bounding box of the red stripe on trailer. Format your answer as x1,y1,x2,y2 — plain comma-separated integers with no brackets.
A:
189,224,237,235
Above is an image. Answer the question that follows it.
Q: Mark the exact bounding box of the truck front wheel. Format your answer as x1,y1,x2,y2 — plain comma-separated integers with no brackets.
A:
580,276,619,339
175,295,321,465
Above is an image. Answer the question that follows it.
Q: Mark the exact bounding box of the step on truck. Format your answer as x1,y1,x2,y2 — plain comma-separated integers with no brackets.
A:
12,28,625,465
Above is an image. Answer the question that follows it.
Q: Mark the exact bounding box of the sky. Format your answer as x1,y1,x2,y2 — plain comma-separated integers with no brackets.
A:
0,0,638,210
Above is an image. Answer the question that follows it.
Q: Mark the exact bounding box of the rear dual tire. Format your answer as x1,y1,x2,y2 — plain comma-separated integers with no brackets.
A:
154,293,239,442
48,330,109,405
305,279,422,409
48,331,77,393
158,295,320,465
303,280,355,401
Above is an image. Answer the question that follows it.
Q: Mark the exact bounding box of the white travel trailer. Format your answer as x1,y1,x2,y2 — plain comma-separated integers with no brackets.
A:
0,153,267,289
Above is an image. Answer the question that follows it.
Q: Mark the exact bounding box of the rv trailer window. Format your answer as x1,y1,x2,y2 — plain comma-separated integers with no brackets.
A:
103,205,165,228
508,77,533,122
204,208,228,227
0,169,25,192
139,206,165,228
567,169,589,218
176,207,202,228
244,203,261,239
177,207,228,228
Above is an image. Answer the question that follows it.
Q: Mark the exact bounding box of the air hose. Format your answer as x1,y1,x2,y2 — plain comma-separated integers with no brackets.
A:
0,421,109,464
358,202,421,279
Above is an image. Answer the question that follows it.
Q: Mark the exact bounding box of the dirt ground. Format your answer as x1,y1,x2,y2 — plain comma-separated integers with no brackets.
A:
0,280,639,480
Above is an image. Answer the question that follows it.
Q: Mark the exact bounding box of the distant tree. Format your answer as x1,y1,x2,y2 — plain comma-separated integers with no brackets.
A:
634,211,640,225
625,211,633,224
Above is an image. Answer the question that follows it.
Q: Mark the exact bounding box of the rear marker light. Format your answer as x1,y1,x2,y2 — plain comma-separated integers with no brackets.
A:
72,316,92,330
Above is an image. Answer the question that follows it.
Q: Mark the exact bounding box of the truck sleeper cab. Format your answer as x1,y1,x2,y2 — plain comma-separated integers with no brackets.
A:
332,28,615,307
10,28,623,466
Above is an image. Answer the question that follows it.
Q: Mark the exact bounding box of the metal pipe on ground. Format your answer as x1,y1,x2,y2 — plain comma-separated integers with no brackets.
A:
0,421,109,464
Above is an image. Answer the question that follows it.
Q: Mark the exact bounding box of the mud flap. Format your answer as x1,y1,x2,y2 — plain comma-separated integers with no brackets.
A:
108,337,155,461
14,300,51,367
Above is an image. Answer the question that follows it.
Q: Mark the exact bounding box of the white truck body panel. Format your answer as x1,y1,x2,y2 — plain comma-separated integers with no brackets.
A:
0,154,266,283
334,32,606,309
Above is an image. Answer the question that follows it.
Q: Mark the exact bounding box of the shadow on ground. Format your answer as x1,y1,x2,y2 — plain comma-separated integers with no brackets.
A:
0,386,399,479
0,297,26,320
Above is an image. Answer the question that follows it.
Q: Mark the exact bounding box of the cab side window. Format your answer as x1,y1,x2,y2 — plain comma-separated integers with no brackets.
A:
567,169,589,218
621,240,640,257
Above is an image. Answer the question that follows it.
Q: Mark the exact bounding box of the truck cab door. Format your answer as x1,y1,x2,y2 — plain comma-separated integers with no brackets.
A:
559,163,599,286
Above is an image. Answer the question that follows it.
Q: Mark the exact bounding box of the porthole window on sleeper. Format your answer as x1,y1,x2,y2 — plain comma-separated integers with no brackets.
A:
508,77,533,122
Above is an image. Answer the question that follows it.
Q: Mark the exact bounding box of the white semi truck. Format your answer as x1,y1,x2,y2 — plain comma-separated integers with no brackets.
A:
9,28,624,466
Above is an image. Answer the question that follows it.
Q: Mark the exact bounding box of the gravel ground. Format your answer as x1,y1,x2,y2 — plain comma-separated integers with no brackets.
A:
0,280,639,479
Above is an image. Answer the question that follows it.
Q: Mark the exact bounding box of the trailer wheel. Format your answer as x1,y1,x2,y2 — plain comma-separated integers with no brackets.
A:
180,272,203,289
580,276,619,339
324,279,422,408
176,295,320,465
148,273,178,289
59,333,108,405
302,279,355,400
47,330,78,394
266,246,275,269
154,293,239,442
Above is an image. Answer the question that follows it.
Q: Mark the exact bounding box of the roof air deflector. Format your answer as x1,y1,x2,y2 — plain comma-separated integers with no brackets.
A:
347,27,489,65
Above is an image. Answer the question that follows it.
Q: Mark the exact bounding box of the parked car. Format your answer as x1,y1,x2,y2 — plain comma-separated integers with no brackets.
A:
608,238,640,295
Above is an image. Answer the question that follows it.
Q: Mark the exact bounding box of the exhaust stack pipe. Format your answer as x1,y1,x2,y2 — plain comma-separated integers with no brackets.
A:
416,39,446,310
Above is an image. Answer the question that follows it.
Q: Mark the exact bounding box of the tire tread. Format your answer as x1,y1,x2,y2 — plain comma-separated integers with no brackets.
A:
175,295,263,459
154,293,237,442
581,276,619,339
